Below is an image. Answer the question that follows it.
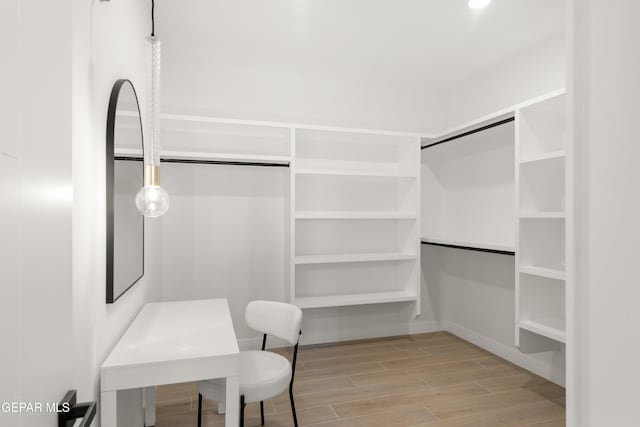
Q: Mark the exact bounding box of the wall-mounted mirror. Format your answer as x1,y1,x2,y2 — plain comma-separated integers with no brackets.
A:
106,80,144,303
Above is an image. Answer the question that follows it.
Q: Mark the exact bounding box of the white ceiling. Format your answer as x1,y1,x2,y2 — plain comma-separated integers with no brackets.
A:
158,0,564,92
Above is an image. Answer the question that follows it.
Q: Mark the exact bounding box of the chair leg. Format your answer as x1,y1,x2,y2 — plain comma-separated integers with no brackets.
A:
260,401,265,426
289,384,298,427
240,395,245,427
197,394,202,427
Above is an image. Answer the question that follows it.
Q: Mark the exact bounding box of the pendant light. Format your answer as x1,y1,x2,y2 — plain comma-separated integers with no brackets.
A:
136,0,170,218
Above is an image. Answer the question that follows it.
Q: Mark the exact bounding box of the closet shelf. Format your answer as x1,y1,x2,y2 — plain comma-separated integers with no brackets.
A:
295,252,417,265
421,237,515,255
519,266,566,281
519,150,566,164
295,291,418,309
114,148,291,165
114,148,143,157
291,127,420,313
519,318,566,343
161,151,290,164
296,211,417,220
295,168,416,179
519,211,566,219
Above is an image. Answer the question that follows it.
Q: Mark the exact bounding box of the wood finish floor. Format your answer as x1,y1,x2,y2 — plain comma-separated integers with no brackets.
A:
155,332,565,427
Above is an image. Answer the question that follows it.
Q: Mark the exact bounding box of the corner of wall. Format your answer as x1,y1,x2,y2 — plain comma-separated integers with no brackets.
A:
435,33,567,130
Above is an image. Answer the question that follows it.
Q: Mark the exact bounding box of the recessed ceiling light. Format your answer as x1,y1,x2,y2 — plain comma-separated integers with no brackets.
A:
469,0,491,9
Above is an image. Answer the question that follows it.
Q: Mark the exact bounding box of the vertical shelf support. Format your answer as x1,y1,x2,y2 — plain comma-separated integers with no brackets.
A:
289,128,297,304
412,135,422,319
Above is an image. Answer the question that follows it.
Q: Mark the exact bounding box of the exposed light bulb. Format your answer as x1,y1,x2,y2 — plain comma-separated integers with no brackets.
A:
136,164,169,218
135,185,169,218
136,31,169,218
468,0,491,9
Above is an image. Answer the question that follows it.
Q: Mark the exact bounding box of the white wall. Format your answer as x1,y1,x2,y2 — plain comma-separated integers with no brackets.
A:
436,34,566,130
148,163,289,341
161,60,442,134
571,1,640,425
0,2,152,425
152,27,443,343
0,1,23,425
147,162,438,346
421,247,566,386
150,5,567,351
71,0,152,425
416,31,568,387
0,1,75,426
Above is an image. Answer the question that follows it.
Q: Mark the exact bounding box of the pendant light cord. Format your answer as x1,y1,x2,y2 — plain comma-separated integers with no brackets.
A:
151,0,155,36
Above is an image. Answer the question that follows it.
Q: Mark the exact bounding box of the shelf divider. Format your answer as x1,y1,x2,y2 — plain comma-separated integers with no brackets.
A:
519,211,566,219
115,148,291,165
519,150,566,164
296,168,416,179
519,318,566,343
295,252,417,265
519,266,566,280
295,291,418,309
296,211,417,220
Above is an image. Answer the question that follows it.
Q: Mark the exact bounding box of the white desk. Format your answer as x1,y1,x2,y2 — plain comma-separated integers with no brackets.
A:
101,299,240,426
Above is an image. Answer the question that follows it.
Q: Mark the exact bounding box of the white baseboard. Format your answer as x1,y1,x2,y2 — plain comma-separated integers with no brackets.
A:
237,319,564,387
237,320,442,350
299,320,442,346
441,320,565,387
409,319,444,335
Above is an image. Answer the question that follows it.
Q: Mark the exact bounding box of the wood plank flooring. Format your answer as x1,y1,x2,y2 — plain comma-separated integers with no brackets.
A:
154,332,565,427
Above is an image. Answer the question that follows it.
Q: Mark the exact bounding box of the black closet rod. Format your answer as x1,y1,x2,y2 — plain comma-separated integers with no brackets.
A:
114,157,290,168
421,240,515,256
421,116,515,150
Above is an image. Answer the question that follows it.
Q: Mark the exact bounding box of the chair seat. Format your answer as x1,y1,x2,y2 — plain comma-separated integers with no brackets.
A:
198,350,292,403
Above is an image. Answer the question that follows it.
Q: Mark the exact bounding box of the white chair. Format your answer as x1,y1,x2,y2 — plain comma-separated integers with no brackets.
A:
197,300,303,427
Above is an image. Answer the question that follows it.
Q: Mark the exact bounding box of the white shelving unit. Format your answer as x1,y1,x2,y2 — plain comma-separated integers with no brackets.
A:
296,168,416,179
295,290,418,309
295,252,417,265
519,318,566,343
519,265,566,281
419,90,570,386
292,128,421,312
296,211,417,220
515,92,568,353
519,211,565,219
114,147,290,165
519,150,566,165
116,111,293,163
137,112,423,312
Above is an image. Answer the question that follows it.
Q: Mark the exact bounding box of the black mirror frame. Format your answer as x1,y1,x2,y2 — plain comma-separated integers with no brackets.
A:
106,79,145,304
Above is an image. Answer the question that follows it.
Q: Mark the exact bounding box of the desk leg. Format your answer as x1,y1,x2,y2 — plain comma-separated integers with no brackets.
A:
144,386,157,426
225,375,239,426
101,390,117,427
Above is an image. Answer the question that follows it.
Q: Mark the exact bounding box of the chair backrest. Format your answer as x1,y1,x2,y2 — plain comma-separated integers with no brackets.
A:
245,300,302,346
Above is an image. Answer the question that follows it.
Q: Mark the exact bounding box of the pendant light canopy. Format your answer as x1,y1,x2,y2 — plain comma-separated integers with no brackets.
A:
136,0,170,218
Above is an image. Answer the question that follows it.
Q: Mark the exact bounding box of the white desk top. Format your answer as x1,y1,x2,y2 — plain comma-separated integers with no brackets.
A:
101,299,239,391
